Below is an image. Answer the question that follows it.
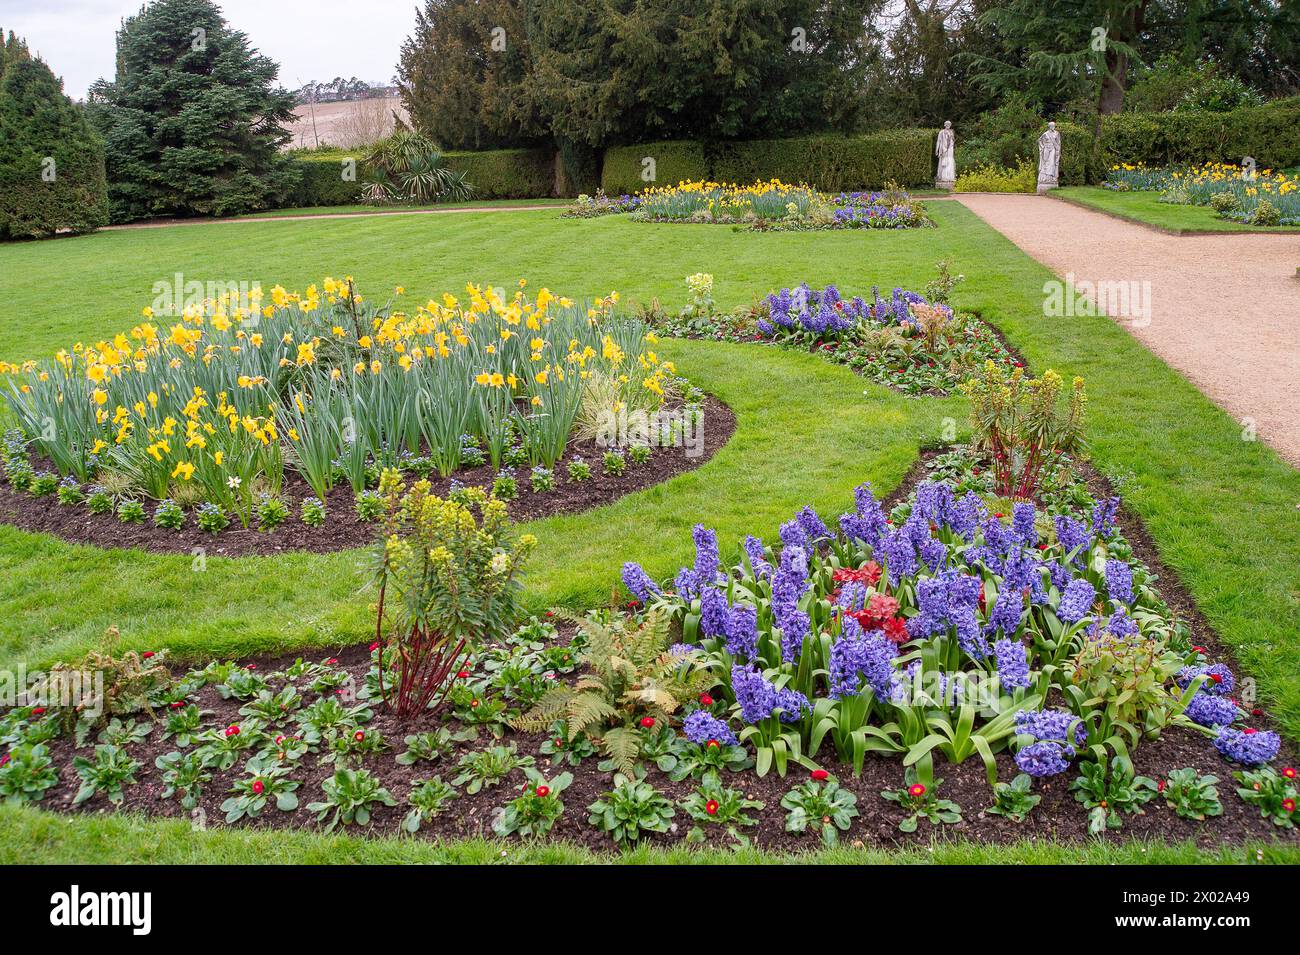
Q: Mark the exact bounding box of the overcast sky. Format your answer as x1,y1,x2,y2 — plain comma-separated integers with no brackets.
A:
0,0,415,98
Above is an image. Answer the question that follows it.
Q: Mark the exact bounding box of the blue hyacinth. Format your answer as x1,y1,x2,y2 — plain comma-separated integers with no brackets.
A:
1214,727,1280,766
682,710,739,747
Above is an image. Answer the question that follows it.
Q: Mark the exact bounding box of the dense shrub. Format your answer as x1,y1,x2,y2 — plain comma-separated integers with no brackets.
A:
286,146,555,206
444,148,554,199
0,35,109,238
601,141,709,195
958,98,1099,186
1099,98,1300,173
709,130,934,190
285,150,362,207
954,160,1037,194
602,130,933,195
87,0,299,221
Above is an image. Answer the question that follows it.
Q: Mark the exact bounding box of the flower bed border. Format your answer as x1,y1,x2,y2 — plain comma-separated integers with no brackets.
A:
0,396,735,558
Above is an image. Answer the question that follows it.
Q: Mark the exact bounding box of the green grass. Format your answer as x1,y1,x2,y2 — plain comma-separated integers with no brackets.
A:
1053,186,1300,234
1,201,1299,863
0,340,937,669
230,198,570,220
2,805,1295,864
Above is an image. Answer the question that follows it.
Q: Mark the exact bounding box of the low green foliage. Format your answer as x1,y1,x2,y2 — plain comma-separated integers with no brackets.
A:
881,770,963,833
0,743,58,805
308,768,397,830
1234,768,1297,828
1160,768,1223,821
1071,758,1158,834
494,769,572,838
782,776,859,846
587,778,676,847
72,744,140,806
452,743,534,794
986,773,1041,822
681,772,764,847
402,777,460,834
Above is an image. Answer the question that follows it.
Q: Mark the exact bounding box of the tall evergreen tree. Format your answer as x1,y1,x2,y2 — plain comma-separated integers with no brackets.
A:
87,0,298,221
0,30,109,238
398,0,542,150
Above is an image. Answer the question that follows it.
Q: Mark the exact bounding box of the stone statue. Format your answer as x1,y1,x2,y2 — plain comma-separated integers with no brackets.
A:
1037,121,1061,192
935,121,956,190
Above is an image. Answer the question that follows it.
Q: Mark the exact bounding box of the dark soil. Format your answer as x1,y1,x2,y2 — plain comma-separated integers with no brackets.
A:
22,448,1299,853
32,638,1297,853
0,396,734,558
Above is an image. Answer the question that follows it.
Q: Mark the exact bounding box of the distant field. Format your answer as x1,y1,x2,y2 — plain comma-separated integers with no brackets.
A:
286,96,408,150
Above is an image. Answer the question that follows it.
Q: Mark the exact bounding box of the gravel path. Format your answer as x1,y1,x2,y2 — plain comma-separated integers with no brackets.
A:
956,193,1300,467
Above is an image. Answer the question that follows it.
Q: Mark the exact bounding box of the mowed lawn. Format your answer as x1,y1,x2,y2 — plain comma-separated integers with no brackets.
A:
1052,186,1300,234
1,200,1298,749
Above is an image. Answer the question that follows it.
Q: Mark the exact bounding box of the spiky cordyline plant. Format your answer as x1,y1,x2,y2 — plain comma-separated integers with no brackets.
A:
511,610,714,775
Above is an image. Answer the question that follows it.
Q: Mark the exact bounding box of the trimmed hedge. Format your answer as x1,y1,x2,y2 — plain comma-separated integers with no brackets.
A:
1057,121,1104,186
601,140,709,194
444,147,554,199
602,130,935,194
710,130,934,190
286,146,556,205
285,151,362,207
1099,97,1300,171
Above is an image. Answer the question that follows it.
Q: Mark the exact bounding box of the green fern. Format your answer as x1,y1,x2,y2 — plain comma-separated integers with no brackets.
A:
511,611,713,774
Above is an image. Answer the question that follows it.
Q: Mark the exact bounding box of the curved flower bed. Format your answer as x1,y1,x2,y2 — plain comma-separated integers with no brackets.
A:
646,276,1018,396
1105,162,1299,226
0,280,680,545
4,461,1294,850
621,468,1289,813
563,180,930,231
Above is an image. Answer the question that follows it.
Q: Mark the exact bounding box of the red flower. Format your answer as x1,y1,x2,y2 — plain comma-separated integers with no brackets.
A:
1191,646,1207,654
705,799,719,816
544,610,555,618
536,785,550,798
470,699,480,708
1282,768,1297,779
327,657,338,665
882,617,910,645
142,651,155,659
225,725,240,737
811,769,829,781
640,717,655,728
1157,779,1167,793
170,701,184,709
31,707,46,716
908,783,926,798
1284,799,1296,814
1252,708,1264,717
353,731,365,742
1244,727,1258,735
699,694,714,707
246,664,257,670
0,754,8,767
252,780,265,795
627,600,640,609
832,562,882,587
275,735,285,745
368,642,380,652
456,670,470,679
706,739,720,749
1209,672,1223,684
553,738,564,748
